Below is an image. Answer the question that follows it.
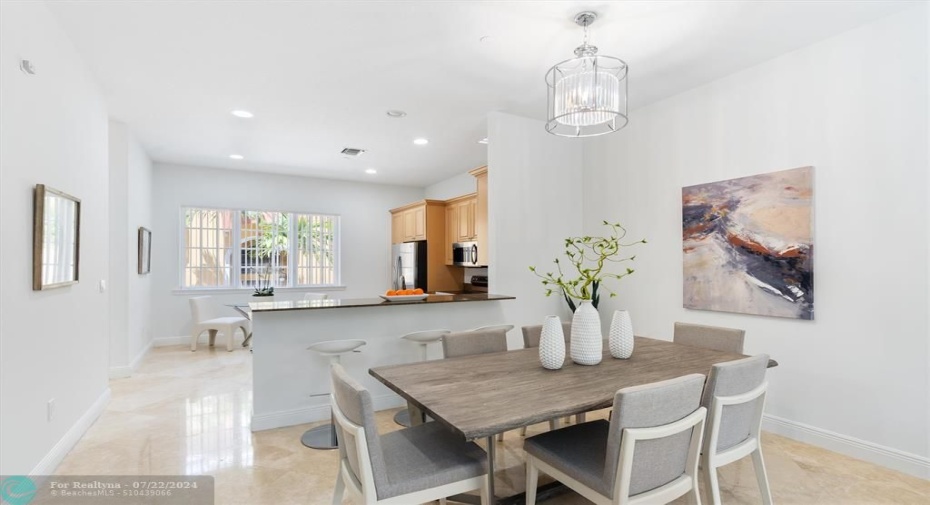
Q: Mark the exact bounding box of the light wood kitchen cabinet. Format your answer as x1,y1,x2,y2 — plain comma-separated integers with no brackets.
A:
469,165,489,266
443,193,477,265
391,202,429,243
389,200,463,291
391,213,404,244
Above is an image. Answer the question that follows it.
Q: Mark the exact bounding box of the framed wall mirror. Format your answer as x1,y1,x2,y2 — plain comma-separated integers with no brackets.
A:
33,184,81,290
138,227,152,274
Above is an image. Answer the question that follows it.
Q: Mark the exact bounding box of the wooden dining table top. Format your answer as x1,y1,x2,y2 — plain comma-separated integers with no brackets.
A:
369,336,777,441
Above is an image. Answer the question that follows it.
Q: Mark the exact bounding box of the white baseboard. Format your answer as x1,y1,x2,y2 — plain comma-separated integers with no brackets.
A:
30,388,111,475
251,394,406,432
108,340,154,379
153,335,187,347
153,333,243,348
763,413,930,480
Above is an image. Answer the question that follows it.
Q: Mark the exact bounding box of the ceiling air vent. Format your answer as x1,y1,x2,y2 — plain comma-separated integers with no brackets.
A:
340,147,366,157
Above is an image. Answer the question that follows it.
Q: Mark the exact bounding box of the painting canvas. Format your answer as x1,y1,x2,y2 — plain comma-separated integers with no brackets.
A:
682,166,813,320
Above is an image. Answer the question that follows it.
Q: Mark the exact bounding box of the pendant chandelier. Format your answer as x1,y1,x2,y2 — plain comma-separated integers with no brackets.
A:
545,12,628,137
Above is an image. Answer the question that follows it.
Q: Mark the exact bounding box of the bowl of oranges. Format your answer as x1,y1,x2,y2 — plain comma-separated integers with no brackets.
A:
380,288,428,302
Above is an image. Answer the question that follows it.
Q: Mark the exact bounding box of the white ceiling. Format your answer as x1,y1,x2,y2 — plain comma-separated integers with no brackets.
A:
46,0,911,187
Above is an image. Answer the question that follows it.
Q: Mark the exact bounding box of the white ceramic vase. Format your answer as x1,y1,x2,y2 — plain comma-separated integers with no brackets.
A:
539,316,565,370
570,300,602,365
609,310,634,359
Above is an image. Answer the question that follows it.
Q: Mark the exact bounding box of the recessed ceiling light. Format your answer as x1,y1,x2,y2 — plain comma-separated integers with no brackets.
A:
478,137,489,144
230,110,254,118
413,138,429,145
386,110,407,118
365,168,377,175
229,154,244,160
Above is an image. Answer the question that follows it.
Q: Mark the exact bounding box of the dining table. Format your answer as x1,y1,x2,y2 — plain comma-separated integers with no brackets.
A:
369,336,778,505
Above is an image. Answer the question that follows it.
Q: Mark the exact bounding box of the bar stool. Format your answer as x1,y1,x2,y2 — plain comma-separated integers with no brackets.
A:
394,329,451,427
301,339,367,450
471,324,514,333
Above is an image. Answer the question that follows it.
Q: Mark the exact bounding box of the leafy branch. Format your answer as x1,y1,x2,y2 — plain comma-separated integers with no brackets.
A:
529,221,646,310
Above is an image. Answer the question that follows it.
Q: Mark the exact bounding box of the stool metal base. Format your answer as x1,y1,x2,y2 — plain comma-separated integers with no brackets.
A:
301,424,338,450
393,409,413,428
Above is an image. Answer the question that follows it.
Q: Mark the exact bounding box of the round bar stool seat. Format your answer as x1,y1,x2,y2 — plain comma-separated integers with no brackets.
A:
471,324,515,333
301,339,367,450
394,329,450,427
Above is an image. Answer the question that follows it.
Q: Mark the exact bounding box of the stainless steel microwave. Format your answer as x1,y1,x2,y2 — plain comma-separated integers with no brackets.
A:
452,241,478,266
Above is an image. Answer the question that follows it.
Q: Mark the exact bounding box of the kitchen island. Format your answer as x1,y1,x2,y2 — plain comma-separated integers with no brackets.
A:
249,293,515,431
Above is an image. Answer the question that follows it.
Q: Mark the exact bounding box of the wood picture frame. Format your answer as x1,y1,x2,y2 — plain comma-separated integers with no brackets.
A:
33,184,81,290
138,227,152,274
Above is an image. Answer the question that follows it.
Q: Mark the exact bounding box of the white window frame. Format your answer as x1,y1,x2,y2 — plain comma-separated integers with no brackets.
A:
177,206,343,291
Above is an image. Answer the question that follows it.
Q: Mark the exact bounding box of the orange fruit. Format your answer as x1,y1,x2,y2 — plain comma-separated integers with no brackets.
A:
386,290,396,296
403,289,413,295
413,288,424,295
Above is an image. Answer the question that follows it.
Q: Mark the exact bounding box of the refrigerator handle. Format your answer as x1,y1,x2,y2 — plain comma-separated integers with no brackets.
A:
392,256,400,291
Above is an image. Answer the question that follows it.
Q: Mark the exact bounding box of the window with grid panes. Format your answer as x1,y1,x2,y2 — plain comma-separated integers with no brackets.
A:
180,207,340,289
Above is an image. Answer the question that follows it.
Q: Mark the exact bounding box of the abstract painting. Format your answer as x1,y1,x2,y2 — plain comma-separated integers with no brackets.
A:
682,166,813,320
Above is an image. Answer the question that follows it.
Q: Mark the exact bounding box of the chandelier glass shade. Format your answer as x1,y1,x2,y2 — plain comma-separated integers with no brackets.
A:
546,13,628,137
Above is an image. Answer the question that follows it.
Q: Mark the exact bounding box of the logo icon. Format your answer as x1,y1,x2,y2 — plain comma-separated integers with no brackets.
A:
0,476,37,505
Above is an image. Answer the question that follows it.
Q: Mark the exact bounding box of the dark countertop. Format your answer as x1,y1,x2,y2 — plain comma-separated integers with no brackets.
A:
249,293,515,313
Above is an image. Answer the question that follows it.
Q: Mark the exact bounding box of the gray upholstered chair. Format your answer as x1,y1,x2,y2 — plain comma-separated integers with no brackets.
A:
701,354,773,505
329,364,489,505
443,328,509,441
520,322,584,435
521,321,572,348
524,374,707,505
674,322,745,353
442,328,508,358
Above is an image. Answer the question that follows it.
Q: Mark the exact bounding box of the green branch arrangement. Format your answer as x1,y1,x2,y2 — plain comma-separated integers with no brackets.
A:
529,221,646,312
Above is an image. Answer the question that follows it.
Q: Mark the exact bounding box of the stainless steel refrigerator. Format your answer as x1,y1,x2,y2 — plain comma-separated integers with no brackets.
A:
391,241,428,291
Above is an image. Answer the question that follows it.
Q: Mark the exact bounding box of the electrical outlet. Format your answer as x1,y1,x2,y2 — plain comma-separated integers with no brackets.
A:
47,398,55,422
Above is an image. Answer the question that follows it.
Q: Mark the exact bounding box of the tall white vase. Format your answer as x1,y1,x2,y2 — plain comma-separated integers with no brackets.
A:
570,300,602,365
539,316,565,370
609,310,634,359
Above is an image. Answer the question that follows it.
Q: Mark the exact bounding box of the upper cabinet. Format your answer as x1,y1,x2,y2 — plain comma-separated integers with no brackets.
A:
444,193,477,265
469,166,489,266
391,201,433,243
446,194,477,242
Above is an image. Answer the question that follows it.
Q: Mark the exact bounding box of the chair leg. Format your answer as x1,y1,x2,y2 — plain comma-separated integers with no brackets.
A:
525,458,539,505
520,426,527,436
574,413,586,424
226,326,235,352
191,330,200,351
752,449,774,505
689,475,703,505
479,474,490,505
496,432,504,442
704,462,721,505
208,329,217,347
331,469,344,505
439,498,447,505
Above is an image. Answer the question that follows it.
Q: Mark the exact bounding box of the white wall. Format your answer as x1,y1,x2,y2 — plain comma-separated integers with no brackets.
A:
487,112,584,349
151,163,423,341
108,121,154,377
583,6,929,476
424,171,476,200
0,1,111,474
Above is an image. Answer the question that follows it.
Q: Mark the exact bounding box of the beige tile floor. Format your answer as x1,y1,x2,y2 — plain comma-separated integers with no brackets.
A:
56,346,929,504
